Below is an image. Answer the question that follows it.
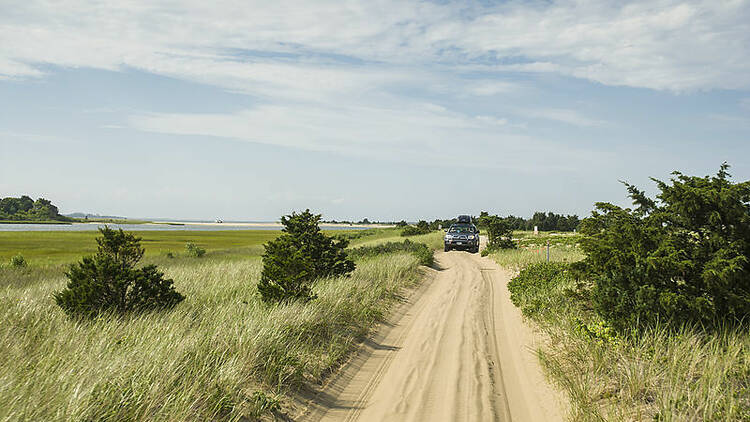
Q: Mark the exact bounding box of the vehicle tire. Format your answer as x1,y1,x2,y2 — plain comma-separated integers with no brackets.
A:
444,245,450,252
472,246,479,254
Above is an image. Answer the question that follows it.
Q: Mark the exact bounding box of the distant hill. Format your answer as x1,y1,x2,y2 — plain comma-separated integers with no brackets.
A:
0,195,73,222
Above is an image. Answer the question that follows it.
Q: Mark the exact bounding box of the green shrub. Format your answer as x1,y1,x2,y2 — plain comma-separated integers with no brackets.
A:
54,227,184,318
349,239,434,266
400,220,432,237
478,214,515,250
507,262,571,318
258,209,355,304
9,254,27,268
185,242,206,258
576,164,750,330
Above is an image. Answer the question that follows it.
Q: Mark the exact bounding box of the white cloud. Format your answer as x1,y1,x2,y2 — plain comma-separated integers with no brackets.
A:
128,102,595,170
1,0,749,92
0,0,743,175
465,81,518,96
519,108,608,127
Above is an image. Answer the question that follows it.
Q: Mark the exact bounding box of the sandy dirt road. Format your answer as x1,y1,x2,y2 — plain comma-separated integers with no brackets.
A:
301,247,566,422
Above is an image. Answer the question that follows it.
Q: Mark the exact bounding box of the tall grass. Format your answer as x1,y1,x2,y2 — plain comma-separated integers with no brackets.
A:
489,245,584,269
353,230,444,250
0,252,423,421
504,256,750,421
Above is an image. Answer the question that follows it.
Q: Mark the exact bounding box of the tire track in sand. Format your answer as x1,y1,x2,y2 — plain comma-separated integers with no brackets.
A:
303,245,566,422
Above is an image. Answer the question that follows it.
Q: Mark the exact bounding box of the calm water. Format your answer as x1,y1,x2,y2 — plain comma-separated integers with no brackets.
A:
0,223,369,232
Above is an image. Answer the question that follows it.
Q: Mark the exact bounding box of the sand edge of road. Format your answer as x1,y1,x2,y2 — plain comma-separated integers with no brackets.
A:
481,254,569,421
293,250,568,421
289,265,441,421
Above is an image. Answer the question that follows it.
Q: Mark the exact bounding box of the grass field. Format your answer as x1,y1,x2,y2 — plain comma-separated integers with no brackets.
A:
0,228,409,268
0,227,437,420
492,233,750,421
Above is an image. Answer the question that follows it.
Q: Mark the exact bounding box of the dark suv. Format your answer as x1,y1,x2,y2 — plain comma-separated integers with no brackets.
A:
444,222,480,253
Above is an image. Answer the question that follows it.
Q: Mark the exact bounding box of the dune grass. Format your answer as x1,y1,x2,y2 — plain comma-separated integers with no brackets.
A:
352,229,444,250
0,250,425,421
0,226,429,420
494,240,750,421
488,244,584,269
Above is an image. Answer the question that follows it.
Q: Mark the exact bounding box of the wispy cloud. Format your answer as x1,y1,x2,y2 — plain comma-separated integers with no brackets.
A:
518,108,608,128
129,102,597,171
1,1,749,92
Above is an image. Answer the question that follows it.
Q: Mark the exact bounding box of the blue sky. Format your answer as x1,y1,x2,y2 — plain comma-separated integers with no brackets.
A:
1,0,749,221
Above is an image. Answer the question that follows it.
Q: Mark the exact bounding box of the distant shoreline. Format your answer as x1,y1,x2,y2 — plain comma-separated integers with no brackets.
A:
163,221,394,229
0,220,73,225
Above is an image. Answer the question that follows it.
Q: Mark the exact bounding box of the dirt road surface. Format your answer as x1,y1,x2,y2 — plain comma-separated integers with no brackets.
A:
301,246,566,421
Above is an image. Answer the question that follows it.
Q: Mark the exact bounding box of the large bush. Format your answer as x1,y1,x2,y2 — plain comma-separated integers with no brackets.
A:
258,210,355,304
576,164,750,329
478,215,515,250
401,220,431,237
54,227,184,318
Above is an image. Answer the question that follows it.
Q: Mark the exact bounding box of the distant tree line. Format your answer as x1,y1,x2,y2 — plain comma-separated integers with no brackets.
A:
0,195,72,221
498,211,580,232
423,212,580,232
326,212,580,232
321,218,388,225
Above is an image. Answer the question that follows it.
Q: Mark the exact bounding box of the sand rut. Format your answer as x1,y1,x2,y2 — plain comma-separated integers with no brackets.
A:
303,247,565,421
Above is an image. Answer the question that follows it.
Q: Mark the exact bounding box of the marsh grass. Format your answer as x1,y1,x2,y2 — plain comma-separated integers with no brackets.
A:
0,230,285,267
0,228,381,268
0,252,423,421
500,251,750,421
